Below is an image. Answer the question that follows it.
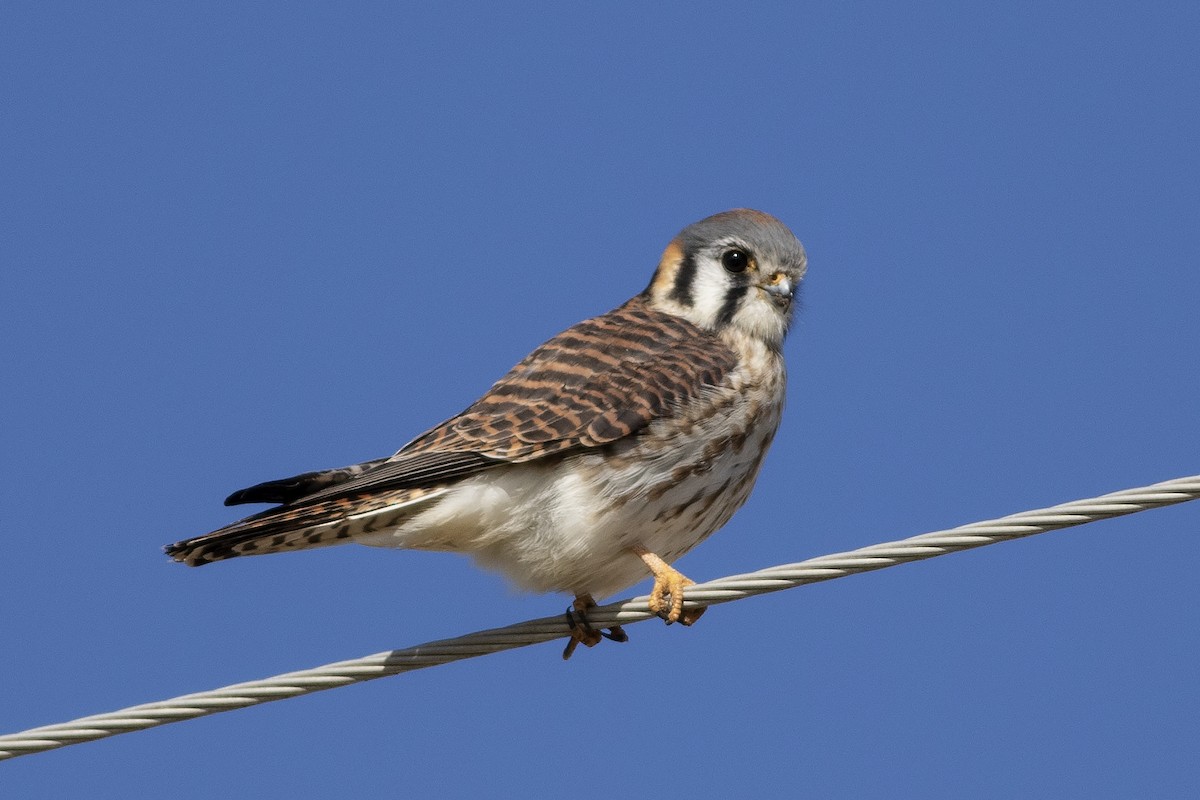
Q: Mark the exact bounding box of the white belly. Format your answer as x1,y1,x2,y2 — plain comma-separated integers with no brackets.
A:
353,375,784,599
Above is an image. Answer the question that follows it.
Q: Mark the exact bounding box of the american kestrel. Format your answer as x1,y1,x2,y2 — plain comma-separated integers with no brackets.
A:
166,209,807,658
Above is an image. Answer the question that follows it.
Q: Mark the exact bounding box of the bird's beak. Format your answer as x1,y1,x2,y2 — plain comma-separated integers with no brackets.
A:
759,273,794,309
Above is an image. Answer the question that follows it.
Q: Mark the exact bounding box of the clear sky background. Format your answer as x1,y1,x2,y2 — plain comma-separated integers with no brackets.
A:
3,3,1198,797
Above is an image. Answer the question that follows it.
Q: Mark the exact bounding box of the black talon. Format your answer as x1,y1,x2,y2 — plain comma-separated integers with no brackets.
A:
566,605,627,640
562,605,598,660
600,626,628,642
565,605,593,635
562,609,583,660
562,602,629,659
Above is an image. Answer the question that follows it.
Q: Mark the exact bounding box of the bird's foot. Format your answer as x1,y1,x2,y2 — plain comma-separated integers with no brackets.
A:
562,594,628,660
633,546,707,626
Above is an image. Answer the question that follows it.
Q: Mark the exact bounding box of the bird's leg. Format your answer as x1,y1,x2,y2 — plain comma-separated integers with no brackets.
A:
562,593,628,660
631,546,706,626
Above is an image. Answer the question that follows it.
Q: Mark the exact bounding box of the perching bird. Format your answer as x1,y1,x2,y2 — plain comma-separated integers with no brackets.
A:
166,209,807,658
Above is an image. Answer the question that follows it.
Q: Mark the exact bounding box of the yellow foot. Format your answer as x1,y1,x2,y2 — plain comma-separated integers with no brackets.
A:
632,547,707,626
562,594,628,660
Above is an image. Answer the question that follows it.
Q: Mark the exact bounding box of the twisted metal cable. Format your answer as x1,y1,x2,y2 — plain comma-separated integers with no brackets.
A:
2,474,1197,761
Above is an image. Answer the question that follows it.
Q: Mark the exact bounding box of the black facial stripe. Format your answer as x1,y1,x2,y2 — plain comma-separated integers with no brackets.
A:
669,253,697,306
715,283,749,328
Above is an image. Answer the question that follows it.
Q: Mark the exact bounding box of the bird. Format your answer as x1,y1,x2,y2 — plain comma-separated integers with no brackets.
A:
166,209,808,658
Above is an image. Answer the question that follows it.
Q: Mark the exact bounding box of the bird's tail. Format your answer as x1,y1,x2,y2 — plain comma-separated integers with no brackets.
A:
165,487,444,566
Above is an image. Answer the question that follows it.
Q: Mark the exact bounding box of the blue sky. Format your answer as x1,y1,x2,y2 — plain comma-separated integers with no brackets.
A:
3,3,1198,797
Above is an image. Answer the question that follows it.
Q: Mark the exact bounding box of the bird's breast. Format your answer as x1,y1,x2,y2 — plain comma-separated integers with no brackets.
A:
376,347,787,599
603,353,784,541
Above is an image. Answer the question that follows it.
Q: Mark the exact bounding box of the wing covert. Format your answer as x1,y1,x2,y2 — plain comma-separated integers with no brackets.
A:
215,296,736,511
402,295,738,460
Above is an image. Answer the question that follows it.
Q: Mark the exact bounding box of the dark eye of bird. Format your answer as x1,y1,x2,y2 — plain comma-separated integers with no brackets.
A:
721,249,750,273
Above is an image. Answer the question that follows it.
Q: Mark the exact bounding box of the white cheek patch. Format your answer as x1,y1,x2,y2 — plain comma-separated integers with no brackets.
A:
688,261,732,329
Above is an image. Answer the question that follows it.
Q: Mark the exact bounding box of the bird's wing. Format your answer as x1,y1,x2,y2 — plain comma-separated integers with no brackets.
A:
165,297,737,565
223,457,392,506
283,295,738,504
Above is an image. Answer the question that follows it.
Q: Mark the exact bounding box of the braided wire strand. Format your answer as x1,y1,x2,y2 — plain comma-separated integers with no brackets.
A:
2,474,1197,761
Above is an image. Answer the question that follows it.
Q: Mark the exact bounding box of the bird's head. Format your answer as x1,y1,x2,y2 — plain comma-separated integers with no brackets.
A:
645,209,807,348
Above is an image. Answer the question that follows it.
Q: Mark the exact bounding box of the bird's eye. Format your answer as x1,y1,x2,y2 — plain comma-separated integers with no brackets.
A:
721,249,750,273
